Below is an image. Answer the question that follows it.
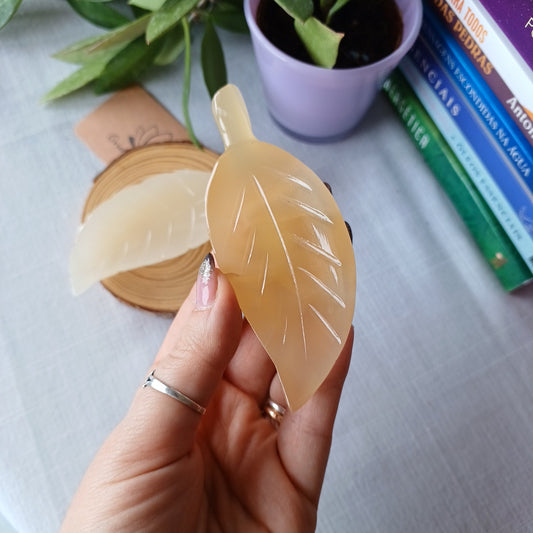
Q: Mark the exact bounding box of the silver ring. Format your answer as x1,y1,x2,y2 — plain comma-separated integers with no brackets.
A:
263,398,286,427
143,370,206,415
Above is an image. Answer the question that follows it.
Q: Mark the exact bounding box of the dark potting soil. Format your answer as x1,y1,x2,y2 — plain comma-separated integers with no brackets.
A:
256,0,404,68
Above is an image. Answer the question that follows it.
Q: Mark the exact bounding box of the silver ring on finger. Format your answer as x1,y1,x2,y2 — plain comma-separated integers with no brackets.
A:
143,370,206,415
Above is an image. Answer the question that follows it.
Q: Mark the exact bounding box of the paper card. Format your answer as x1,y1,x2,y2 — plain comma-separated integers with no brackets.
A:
75,85,189,164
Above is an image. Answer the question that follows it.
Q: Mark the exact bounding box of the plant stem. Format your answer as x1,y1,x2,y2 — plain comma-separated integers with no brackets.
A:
181,17,201,148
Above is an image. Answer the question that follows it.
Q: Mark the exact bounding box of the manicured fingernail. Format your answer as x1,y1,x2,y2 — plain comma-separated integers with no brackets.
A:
196,253,217,309
345,221,353,243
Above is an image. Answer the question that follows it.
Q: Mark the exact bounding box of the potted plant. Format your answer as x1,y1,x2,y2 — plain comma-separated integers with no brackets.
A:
2,0,421,142
245,0,423,139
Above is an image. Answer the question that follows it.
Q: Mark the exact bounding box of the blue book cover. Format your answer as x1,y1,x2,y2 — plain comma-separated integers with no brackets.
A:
400,48,533,272
383,70,532,290
421,6,533,195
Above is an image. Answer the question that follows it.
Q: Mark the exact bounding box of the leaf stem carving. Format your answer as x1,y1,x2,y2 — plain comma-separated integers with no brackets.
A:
252,174,308,359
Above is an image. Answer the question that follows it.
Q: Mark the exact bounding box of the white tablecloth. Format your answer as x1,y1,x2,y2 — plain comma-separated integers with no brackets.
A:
2,2,533,532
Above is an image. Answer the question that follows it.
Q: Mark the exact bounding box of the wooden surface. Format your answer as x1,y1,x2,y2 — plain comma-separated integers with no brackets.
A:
82,142,218,314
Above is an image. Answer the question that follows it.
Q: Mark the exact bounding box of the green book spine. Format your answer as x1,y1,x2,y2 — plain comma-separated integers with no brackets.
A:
383,69,532,291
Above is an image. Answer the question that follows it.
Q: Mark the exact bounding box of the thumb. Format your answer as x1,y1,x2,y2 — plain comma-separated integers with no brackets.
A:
118,254,243,462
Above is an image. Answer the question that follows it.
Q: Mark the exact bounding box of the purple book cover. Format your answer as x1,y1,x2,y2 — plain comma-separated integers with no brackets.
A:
477,0,533,72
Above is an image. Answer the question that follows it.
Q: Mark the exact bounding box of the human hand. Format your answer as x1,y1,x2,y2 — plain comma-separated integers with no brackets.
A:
61,254,354,532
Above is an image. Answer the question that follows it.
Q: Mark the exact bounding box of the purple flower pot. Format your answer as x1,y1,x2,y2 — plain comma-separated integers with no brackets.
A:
244,0,423,140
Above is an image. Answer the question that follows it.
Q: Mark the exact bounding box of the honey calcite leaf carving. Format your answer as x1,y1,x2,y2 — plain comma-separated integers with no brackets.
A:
70,170,211,295
206,85,356,410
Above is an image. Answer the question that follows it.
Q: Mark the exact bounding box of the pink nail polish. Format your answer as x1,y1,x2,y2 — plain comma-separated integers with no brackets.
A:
196,253,217,309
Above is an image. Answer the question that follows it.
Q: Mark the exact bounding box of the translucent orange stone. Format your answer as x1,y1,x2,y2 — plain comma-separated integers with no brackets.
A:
206,85,356,410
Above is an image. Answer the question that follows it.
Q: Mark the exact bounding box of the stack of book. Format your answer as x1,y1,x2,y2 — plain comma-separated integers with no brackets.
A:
383,0,533,291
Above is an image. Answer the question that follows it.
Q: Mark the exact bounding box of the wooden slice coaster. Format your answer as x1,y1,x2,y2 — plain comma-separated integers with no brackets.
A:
82,142,218,314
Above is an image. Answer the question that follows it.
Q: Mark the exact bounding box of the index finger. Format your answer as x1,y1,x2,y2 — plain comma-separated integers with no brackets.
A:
122,257,244,461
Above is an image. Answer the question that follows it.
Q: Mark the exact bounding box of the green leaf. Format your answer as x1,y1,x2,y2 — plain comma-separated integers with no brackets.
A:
273,0,313,22
153,24,185,65
294,16,343,68
0,0,22,30
325,0,351,24
53,15,150,64
319,0,333,18
180,17,200,147
129,0,165,10
89,14,151,52
42,61,107,102
145,0,199,44
201,18,227,98
211,1,248,34
54,34,122,64
92,36,161,93
66,0,130,29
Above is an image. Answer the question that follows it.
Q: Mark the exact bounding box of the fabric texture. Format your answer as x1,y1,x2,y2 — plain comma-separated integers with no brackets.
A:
1,1,533,531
